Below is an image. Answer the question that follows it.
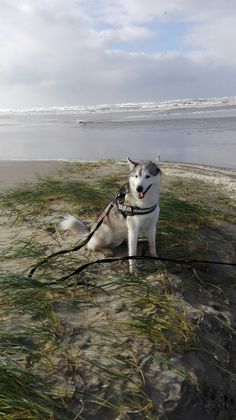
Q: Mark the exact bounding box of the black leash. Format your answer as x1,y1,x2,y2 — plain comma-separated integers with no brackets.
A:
52,255,236,284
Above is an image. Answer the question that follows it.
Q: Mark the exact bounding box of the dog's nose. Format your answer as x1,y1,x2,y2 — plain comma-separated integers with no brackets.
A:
136,185,143,192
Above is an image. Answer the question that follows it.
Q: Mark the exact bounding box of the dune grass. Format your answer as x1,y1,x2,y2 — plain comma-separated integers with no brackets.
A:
0,270,196,418
0,161,235,418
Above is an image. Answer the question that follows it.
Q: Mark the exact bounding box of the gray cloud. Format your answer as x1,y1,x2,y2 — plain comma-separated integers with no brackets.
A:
0,0,236,107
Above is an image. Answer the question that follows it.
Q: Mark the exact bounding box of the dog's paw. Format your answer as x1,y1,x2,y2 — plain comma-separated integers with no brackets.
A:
129,262,139,275
130,270,139,276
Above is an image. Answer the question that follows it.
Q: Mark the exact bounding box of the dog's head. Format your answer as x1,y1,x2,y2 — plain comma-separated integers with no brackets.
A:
127,157,161,200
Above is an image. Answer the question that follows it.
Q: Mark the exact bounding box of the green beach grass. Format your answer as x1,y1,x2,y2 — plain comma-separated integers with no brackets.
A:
0,161,236,418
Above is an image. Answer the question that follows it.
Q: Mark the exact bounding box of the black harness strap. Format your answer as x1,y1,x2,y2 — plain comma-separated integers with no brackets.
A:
116,202,157,218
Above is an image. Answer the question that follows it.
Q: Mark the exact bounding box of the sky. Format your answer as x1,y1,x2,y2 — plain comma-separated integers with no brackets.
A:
1,0,236,107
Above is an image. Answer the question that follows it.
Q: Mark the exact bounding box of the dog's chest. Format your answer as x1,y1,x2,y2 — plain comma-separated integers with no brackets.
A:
127,212,156,233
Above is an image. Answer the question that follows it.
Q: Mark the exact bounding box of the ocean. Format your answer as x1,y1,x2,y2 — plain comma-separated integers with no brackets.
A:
1,96,236,169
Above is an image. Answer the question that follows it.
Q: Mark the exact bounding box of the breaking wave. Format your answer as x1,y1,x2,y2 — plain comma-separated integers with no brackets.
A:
1,96,236,117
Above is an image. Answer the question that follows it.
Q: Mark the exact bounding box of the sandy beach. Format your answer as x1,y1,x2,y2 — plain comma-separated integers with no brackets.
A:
0,160,69,190
1,159,236,418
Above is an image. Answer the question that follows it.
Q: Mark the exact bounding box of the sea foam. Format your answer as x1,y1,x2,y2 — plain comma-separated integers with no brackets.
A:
1,96,236,116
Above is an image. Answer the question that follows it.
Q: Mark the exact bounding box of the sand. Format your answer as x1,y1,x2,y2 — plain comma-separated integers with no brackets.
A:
0,160,68,190
164,162,236,200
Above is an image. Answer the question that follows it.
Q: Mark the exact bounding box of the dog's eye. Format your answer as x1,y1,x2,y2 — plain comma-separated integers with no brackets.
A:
145,175,150,178
135,175,138,178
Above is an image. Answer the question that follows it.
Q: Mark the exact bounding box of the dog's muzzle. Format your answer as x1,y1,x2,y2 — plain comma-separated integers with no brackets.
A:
136,184,152,199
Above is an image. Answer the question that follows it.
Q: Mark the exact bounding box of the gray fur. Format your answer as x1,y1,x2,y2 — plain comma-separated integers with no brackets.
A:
131,161,160,177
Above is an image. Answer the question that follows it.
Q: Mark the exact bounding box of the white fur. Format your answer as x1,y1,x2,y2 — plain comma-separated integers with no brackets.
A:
61,158,161,273
61,214,88,234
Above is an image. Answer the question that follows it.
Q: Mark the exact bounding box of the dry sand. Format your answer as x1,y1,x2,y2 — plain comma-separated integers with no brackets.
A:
164,162,236,201
0,160,68,190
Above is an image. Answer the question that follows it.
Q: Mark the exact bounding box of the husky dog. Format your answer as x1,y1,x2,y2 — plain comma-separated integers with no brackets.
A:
61,158,161,273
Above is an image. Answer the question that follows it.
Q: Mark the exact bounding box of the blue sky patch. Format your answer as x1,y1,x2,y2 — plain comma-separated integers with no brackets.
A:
106,20,193,54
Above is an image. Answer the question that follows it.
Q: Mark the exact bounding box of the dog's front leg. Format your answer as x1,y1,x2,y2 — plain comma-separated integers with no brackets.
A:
127,218,139,273
147,224,157,257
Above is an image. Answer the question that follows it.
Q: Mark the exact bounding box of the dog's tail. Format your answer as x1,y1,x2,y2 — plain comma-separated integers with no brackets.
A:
61,214,89,234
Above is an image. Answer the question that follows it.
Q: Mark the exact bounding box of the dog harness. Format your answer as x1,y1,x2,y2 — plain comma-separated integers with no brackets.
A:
114,185,157,218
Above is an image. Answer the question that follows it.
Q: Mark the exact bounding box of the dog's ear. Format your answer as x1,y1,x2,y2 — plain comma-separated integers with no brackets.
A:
127,157,138,171
155,155,161,167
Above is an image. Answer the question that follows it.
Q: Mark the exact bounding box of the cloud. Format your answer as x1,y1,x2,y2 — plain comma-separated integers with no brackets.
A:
98,25,154,44
0,0,236,106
